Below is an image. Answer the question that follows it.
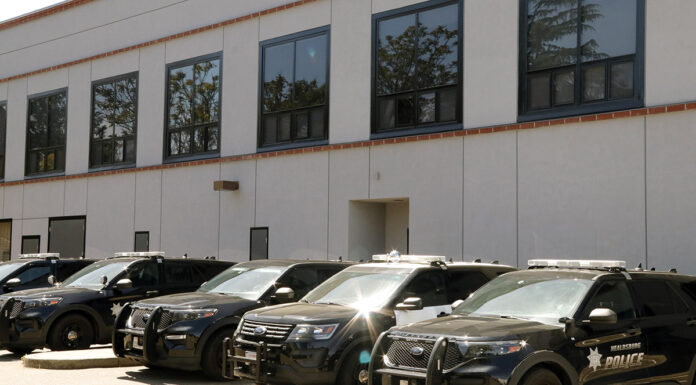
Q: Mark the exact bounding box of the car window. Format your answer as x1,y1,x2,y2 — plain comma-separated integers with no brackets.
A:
400,270,448,307
279,266,319,299
56,261,91,282
317,266,344,282
164,262,191,285
582,280,636,321
631,280,689,316
16,265,52,286
126,261,159,287
447,270,489,302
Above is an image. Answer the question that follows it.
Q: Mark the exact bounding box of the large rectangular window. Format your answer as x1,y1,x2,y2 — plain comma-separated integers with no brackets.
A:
91,73,138,168
260,27,330,149
250,227,269,261
0,220,10,261
373,0,462,136
520,0,644,120
166,53,221,160
48,216,85,259
0,102,6,179
26,90,67,176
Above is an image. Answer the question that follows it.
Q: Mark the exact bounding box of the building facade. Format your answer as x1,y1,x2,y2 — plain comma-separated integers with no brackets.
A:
0,0,694,273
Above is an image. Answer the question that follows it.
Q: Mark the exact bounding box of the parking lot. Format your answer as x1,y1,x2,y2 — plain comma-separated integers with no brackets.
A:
0,349,252,385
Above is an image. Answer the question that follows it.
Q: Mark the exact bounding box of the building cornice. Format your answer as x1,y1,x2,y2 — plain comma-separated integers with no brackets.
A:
0,0,96,32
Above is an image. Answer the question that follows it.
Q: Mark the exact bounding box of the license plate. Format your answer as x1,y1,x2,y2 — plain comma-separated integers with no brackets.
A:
133,336,143,349
244,350,257,360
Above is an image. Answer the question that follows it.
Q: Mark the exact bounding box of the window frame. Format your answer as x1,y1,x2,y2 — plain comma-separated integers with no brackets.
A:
371,0,464,139
48,215,86,259
0,219,11,262
0,101,6,180
21,235,40,254
25,88,69,178
89,72,139,171
134,231,149,252
163,51,223,163
250,227,269,261
257,26,331,152
518,0,646,122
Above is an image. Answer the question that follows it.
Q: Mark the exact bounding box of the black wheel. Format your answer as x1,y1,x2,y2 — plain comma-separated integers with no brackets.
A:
48,314,94,351
337,346,372,385
201,329,235,380
7,347,33,356
520,368,562,385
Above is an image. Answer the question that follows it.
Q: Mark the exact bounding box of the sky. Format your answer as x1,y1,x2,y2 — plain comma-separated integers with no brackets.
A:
0,0,65,23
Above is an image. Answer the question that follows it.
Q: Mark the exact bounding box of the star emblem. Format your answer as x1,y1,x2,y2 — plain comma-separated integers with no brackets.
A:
587,347,602,372
111,302,125,317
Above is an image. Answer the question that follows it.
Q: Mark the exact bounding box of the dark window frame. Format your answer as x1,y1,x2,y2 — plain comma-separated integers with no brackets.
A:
48,215,86,259
258,26,331,152
249,227,269,261
518,0,646,122
371,0,463,139
0,219,11,261
25,88,68,177
134,231,150,252
0,101,6,180
164,52,223,163
21,235,40,254
89,72,139,171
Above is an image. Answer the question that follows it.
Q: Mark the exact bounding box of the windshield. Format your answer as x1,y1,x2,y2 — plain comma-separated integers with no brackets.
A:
303,266,413,310
198,265,288,300
62,260,131,289
0,263,24,281
453,272,595,325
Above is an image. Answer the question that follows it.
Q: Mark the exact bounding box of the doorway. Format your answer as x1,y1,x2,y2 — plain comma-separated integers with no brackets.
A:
348,198,409,261
48,216,86,259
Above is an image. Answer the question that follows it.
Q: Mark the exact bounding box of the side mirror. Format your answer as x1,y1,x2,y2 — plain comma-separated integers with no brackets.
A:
273,287,295,303
47,276,56,285
5,278,21,288
395,297,423,311
115,278,133,290
101,275,108,285
588,308,618,325
451,299,465,309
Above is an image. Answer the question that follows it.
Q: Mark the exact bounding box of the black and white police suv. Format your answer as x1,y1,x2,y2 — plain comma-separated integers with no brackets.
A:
0,252,232,355
0,254,92,293
369,259,696,385
227,252,515,385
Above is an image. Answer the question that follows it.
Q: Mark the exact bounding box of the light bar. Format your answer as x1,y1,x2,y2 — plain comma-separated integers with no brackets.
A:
528,259,626,269
19,253,60,259
372,251,446,264
114,251,165,258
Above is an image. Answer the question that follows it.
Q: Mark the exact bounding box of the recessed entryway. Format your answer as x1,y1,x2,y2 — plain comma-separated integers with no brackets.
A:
348,198,409,261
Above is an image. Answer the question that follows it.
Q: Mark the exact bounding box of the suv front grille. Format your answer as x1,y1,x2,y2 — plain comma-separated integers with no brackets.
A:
127,307,174,330
385,337,461,371
9,301,23,319
240,320,294,343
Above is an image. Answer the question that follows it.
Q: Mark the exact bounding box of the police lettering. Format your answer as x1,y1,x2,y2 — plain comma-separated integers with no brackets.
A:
604,353,644,369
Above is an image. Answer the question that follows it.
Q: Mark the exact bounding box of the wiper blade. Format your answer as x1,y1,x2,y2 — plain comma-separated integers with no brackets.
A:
313,301,344,306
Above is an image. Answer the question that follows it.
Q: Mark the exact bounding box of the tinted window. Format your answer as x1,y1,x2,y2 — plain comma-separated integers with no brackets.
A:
126,262,159,287
16,265,52,286
134,232,149,252
632,280,688,316
317,266,344,283
279,266,320,299
26,91,67,175
21,236,40,254
250,228,268,260
49,217,85,259
91,74,137,168
582,280,636,321
56,261,91,282
0,220,10,262
447,270,489,302
401,270,448,307
164,262,191,285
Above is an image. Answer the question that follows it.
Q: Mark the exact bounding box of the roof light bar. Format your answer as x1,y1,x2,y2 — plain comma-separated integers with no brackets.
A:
528,259,626,269
18,253,60,259
372,250,446,264
114,251,165,258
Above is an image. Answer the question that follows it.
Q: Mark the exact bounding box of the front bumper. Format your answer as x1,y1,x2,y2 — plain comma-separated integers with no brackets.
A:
0,298,52,350
226,336,336,385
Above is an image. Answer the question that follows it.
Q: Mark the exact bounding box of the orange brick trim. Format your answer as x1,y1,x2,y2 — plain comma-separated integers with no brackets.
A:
0,0,96,32
1,102,695,189
0,0,322,84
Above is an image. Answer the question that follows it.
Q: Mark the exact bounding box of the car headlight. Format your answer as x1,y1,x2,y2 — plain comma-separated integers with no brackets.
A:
288,324,339,341
455,340,526,359
169,308,217,323
23,298,63,309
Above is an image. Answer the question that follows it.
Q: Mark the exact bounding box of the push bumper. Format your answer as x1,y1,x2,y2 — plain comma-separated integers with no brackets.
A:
0,298,48,350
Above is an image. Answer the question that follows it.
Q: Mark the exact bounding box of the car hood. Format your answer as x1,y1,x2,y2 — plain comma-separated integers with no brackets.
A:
134,291,259,314
393,315,564,342
245,302,360,324
0,286,96,301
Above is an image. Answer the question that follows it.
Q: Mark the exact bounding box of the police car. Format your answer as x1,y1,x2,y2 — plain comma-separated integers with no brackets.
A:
368,259,696,385
0,252,231,355
227,252,515,384
0,254,92,293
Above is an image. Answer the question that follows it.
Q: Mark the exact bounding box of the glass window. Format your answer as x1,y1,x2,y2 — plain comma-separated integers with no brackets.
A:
16,265,52,286
260,29,329,148
278,266,320,299
0,220,10,261
400,270,448,307
55,261,91,282
250,228,268,261
522,0,642,117
631,280,689,316
126,261,159,287
164,262,191,285
48,217,85,259
166,55,221,159
134,232,149,252
21,236,40,254
0,103,6,179
447,270,489,302
91,74,137,168
374,1,460,134
199,263,289,300
581,280,636,321
26,91,67,175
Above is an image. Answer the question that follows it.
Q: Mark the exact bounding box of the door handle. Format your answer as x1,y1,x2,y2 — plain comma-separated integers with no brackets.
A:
146,290,159,296
626,328,641,336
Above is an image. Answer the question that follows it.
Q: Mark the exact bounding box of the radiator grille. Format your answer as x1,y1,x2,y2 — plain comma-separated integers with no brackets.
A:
9,301,23,319
385,337,462,371
239,319,294,343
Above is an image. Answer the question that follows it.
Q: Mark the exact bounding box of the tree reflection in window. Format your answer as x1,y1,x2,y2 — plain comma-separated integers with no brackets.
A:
523,0,639,114
26,91,67,175
91,75,137,168
167,57,220,158
260,30,328,147
374,2,460,133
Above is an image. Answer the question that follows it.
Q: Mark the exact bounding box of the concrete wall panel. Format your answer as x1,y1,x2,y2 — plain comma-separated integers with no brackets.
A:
22,181,64,219
85,174,135,258
259,0,331,41
27,69,69,96
21,219,49,253
137,44,166,167
372,0,424,14
3,186,23,220
134,170,163,252
165,29,224,64
219,160,257,262
66,62,91,175
91,49,140,81
5,79,28,181
64,179,88,216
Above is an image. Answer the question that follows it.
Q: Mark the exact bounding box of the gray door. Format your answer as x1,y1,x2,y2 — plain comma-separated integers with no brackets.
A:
49,217,86,258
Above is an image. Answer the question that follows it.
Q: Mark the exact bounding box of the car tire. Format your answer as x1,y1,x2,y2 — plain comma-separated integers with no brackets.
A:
48,314,94,351
201,329,235,380
337,345,372,385
7,347,33,356
521,368,562,385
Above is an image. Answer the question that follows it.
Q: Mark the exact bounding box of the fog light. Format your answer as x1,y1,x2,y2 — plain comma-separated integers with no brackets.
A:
165,334,187,341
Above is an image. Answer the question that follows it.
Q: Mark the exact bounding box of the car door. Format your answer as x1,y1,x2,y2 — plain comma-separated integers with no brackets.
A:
103,260,161,327
573,279,650,385
630,278,696,382
393,269,449,326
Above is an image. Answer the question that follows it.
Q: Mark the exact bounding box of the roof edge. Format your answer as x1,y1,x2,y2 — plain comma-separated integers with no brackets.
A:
0,0,96,32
